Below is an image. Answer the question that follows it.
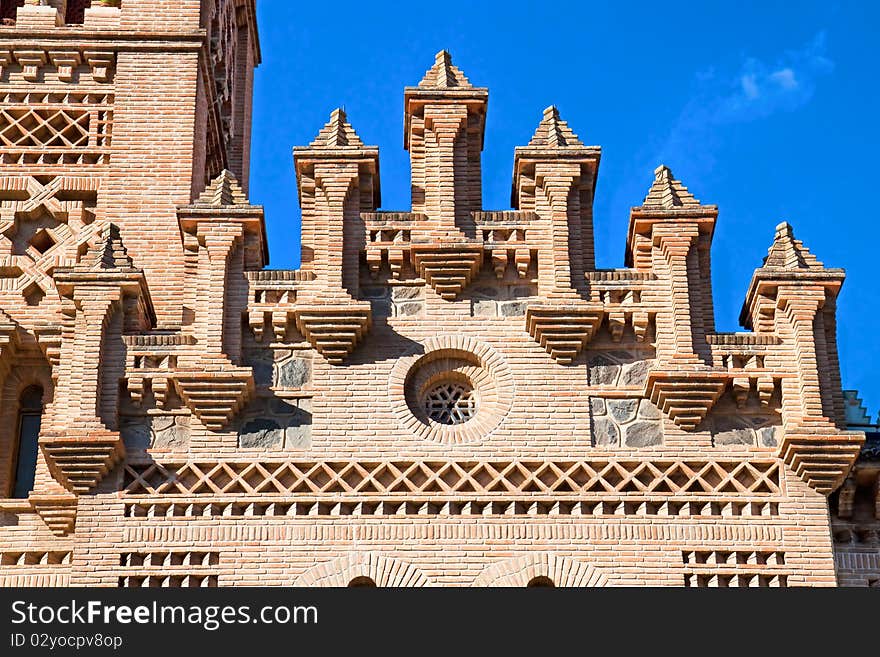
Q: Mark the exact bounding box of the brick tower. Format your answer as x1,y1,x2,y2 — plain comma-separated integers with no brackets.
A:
0,5,874,587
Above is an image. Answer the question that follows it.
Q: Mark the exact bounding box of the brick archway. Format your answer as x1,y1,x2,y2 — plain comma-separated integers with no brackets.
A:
473,553,610,587
295,552,435,588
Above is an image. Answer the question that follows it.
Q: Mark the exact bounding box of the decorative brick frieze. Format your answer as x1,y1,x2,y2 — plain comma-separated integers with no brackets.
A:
121,458,782,498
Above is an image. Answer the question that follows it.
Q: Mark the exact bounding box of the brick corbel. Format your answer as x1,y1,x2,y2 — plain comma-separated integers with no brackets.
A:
83,50,115,83
773,285,864,493
48,50,81,83
291,122,379,362
38,224,154,504
13,49,47,82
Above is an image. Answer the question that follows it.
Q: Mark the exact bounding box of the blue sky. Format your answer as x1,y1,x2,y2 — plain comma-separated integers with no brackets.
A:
249,1,880,419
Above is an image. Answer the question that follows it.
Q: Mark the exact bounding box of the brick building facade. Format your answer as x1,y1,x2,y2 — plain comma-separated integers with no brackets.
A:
0,1,874,587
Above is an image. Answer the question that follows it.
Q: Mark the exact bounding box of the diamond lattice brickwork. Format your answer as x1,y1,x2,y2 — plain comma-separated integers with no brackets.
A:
0,92,113,165
122,458,782,498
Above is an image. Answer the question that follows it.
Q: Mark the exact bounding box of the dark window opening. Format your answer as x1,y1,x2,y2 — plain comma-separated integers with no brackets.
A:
65,0,92,25
0,1,24,25
348,576,377,588
11,385,43,499
527,576,555,588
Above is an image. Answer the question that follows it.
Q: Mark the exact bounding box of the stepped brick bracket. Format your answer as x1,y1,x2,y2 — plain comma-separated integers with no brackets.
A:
526,303,604,364
173,367,254,431
741,222,864,493
410,243,484,300
28,492,78,537
40,429,124,495
645,368,729,431
780,427,864,495
293,302,372,365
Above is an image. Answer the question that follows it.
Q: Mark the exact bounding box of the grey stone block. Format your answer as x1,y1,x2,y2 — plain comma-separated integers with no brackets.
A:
250,358,273,386
592,416,619,446
588,355,619,386
637,399,662,419
714,427,755,446
285,424,312,449
277,357,311,388
758,426,779,447
620,360,651,386
499,300,528,317
396,301,425,316
120,419,151,451
239,418,283,449
391,285,422,300
608,399,638,423
624,421,663,447
153,417,189,449
471,299,496,317
590,397,606,416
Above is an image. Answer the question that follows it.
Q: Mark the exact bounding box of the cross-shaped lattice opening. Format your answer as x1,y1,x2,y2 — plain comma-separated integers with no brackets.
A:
424,381,476,425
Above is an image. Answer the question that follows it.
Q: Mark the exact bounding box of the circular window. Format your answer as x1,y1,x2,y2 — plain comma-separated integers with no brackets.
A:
389,336,515,445
424,380,477,425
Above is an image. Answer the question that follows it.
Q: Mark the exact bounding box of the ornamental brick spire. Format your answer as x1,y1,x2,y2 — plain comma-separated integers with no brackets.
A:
761,221,823,270
417,50,473,88
87,223,135,270
642,165,700,208
527,106,584,148
194,169,250,207
405,51,487,229
308,108,366,149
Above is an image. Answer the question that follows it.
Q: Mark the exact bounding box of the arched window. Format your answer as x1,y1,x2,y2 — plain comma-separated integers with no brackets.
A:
526,576,555,588
347,576,377,588
12,385,43,499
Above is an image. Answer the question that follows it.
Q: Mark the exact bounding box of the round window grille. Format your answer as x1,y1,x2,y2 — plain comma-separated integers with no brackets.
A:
423,381,477,425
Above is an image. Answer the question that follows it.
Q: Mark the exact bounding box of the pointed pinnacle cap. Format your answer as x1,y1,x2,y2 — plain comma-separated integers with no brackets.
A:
88,223,135,270
527,105,584,148
762,221,823,269
417,50,474,89
196,169,250,206
307,108,366,149
642,164,700,208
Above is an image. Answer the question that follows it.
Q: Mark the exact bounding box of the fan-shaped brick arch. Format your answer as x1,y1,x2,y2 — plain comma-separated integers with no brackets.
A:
473,553,611,587
295,552,435,588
